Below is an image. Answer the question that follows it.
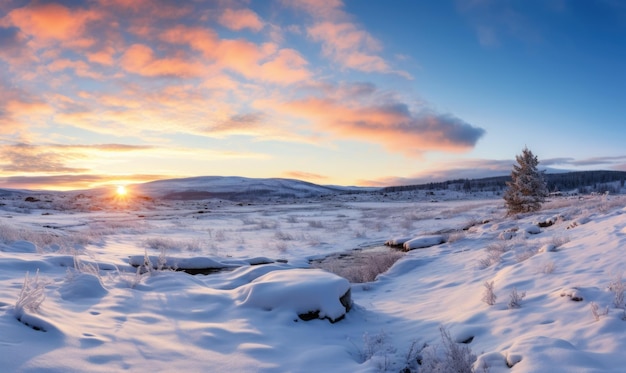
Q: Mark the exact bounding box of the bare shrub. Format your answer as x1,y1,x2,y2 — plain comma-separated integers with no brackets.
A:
144,237,204,252
477,243,507,269
609,273,625,309
445,231,466,244
274,231,294,241
508,288,526,309
590,302,609,321
307,220,325,228
482,281,497,306
275,241,288,253
420,327,476,373
549,235,570,248
313,251,404,283
72,253,101,277
15,270,46,318
515,247,538,263
214,229,226,241
0,223,95,253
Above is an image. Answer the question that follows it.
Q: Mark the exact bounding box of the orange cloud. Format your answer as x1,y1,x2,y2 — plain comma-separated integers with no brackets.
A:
46,58,104,79
2,3,100,45
159,25,219,58
86,47,116,66
259,48,311,84
219,8,264,32
0,83,53,135
0,173,169,191
277,97,485,156
120,43,204,77
283,171,329,182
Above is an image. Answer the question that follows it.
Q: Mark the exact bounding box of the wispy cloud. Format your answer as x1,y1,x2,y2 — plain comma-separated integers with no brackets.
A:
0,174,168,191
361,159,513,187
286,0,411,77
218,8,264,32
542,155,626,167
0,143,153,173
282,171,329,182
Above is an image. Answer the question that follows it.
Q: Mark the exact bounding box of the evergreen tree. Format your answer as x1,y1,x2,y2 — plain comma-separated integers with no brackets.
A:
503,147,548,214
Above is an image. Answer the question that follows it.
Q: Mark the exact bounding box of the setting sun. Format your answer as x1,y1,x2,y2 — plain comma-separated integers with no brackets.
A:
116,185,128,196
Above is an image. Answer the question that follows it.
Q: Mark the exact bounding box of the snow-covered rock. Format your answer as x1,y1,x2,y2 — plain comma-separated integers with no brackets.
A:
402,235,446,251
384,237,412,247
236,269,352,323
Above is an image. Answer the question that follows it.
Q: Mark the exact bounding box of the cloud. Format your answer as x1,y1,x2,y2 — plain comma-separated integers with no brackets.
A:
457,0,543,47
285,0,410,77
0,143,89,173
210,113,265,135
542,155,626,167
278,96,485,156
361,159,514,187
120,44,205,78
1,2,101,47
282,171,329,182
219,8,264,32
0,173,168,190
307,22,390,73
0,81,53,135
0,142,154,174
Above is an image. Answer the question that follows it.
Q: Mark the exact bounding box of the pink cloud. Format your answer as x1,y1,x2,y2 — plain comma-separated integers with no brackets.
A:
2,3,101,45
286,0,409,77
120,43,204,77
277,97,485,156
219,8,264,32
259,48,311,84
159,25,219,58
86,47,116,66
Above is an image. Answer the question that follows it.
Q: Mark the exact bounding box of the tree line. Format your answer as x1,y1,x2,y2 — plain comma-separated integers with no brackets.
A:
382,170,626,195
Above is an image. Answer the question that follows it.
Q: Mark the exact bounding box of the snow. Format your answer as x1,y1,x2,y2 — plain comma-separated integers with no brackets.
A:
2,189,626,372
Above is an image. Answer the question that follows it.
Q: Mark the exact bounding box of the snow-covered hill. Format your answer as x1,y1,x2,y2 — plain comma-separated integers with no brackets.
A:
134,176,376,201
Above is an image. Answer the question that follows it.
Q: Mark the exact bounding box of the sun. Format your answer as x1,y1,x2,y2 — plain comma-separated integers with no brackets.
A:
116,185,128,197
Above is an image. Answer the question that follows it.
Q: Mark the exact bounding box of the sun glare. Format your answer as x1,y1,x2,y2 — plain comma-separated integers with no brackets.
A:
116,185,128,197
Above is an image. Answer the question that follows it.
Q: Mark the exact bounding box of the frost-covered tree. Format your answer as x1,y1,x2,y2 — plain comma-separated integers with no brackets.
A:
503,147,548,214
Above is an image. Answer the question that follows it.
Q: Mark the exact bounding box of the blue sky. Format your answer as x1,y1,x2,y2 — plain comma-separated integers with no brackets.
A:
0,0,625,190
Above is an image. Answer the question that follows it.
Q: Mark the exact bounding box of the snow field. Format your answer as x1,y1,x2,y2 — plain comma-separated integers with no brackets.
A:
1,193,626,372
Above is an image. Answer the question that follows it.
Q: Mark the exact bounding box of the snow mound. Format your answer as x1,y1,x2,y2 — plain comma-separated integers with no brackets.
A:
236,269,352,323
59,273,107,301
2,240,37,253
403,235,446,250
523,225,542,235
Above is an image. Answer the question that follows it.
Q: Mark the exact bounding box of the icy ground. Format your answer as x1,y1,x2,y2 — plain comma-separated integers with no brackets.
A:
2,191,626,372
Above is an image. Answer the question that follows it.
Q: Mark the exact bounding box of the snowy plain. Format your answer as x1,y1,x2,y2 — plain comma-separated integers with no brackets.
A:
2,185,626,372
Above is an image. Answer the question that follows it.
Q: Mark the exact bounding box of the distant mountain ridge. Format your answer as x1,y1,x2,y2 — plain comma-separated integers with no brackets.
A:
134,176,371,201
2,171,624,200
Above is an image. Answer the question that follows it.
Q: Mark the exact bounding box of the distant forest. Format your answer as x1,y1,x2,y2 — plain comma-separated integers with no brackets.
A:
382,171,626,195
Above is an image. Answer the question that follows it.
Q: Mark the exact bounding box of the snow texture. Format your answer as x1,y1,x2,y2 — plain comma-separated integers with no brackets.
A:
2,187,626,372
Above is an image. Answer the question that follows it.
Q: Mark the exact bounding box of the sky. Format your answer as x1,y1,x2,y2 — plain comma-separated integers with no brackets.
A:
0,0,625,191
